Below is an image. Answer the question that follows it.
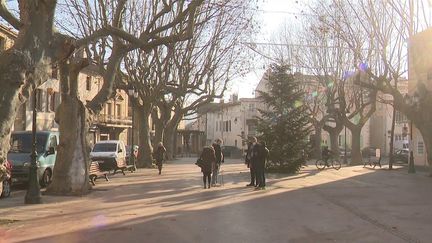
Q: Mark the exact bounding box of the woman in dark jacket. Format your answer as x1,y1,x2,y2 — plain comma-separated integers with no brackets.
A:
154,142,166,175
199,146,216,189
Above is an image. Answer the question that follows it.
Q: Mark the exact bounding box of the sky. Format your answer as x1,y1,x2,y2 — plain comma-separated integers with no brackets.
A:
2,0,304,100
227,0,306,99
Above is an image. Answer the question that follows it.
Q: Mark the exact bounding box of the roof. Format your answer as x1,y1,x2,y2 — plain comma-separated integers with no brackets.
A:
197,102,241,114
0,24,17,39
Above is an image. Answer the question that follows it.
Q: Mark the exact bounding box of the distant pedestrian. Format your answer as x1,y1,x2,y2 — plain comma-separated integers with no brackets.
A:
245,140,256,187
255,141,269,189
154,142,166,175
199,146,216,189
211,138,224,186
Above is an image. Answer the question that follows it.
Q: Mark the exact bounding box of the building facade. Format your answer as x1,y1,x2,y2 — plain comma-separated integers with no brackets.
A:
1,24,132,147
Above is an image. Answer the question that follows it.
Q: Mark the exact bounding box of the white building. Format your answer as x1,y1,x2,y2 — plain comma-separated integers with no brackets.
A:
196,95,263,152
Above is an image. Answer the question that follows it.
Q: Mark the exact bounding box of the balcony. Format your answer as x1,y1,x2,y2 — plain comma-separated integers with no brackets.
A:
95,114,132,128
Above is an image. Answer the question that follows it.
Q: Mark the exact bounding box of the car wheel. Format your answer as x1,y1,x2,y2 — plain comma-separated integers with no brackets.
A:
40,169,52,188
1,179,11,198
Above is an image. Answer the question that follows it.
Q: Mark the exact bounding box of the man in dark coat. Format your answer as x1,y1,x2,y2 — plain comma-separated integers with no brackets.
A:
211,139,223,186
245,140,256,187
199,146,215,189
255,141,269,189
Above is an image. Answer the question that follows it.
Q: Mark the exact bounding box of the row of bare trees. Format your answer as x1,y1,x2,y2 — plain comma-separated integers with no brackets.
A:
0,0,256,196
264,0,432,169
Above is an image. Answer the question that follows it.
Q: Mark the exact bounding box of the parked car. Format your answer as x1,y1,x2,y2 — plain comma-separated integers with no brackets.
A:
393,149,409,164
0,160,12,198
7,131,59,187
90,140,127,171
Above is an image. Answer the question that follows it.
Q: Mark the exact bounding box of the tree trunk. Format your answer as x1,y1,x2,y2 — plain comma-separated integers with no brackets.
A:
136,106,153,168
46,97,90,195
0,3,75,179
163,114,183,160
163,122,177,160
151,109,164,147
350,127,363,165
388,107,396,170
46,59,91,196
0,55,25,178
311,125,322,159
328,130,341,160
323,124,343,160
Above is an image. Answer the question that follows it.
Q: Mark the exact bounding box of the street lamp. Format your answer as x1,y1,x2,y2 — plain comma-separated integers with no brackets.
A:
128,87,138,171
344,109,350,165
25,85,42,204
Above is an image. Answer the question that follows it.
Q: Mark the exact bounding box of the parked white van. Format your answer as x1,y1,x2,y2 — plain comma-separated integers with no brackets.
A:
90,140,127,171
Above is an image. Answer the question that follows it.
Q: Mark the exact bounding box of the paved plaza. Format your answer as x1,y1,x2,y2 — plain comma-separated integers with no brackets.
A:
0,158,431,243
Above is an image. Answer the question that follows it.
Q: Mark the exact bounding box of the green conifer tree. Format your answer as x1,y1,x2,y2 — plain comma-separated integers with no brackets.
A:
257,63,312,173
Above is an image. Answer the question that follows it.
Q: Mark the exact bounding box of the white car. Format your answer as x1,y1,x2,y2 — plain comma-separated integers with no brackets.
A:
90,140,127,171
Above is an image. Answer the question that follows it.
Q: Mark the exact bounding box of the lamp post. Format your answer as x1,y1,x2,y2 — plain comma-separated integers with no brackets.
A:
343,109,349,164
408,119,416,173
344,125,347,164
25,85,42,204
128,87,138,171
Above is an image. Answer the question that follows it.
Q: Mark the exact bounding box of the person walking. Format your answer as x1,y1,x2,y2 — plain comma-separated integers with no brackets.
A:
245,140,256,187
255,141,269,189
199,146,215,189
211,139,223,186
154,142,166,175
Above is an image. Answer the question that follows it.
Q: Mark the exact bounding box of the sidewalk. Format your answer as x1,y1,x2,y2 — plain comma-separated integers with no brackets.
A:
1,158,432,242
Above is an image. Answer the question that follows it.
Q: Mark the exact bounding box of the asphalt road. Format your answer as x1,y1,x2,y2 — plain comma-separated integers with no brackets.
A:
0,158,431,243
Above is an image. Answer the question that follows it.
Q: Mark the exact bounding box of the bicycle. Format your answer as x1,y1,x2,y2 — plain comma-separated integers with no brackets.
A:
315,157,341,170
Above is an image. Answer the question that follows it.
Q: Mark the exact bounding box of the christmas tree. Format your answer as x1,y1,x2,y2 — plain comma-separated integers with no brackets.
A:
257,63,311,173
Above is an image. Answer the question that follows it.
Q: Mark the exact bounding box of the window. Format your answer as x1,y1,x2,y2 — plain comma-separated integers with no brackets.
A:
395,111,408,123
338,135,342,146
216,121,218,131
51,65,58,79
116,104,121,117
86,76,92,91
36,90,44,111
0,37,5,50
49,135,58,149
50,93,56,111
107,103,112,116
249,103,255,111
418,141,424,154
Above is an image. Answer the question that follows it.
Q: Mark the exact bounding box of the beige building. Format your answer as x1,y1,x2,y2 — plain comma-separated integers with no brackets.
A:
0,24,133,147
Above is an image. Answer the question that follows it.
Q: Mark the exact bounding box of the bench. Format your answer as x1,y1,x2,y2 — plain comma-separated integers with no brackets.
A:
113,159,135,175
363,156,382,168
89,161,109,186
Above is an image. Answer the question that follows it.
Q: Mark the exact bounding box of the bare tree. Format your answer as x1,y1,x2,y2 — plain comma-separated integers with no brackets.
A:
146,1,257,160
311,0,432,170
0,0,204,195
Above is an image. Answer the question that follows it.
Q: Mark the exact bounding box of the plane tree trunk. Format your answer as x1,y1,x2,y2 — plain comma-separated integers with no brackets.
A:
136,103,153,168
46,59,91,196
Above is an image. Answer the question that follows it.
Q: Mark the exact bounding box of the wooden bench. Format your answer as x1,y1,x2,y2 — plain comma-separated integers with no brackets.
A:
113,159,135,175
89,161,109,186
363,156,382,168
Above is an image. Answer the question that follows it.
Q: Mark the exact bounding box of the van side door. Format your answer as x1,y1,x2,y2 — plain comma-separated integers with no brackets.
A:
44,134,58,169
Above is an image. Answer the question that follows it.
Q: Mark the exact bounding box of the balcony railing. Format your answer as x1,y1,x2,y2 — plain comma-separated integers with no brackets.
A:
96,114,132,126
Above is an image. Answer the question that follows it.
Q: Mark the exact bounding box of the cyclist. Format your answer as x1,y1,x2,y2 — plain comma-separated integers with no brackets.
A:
321,146,334,166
